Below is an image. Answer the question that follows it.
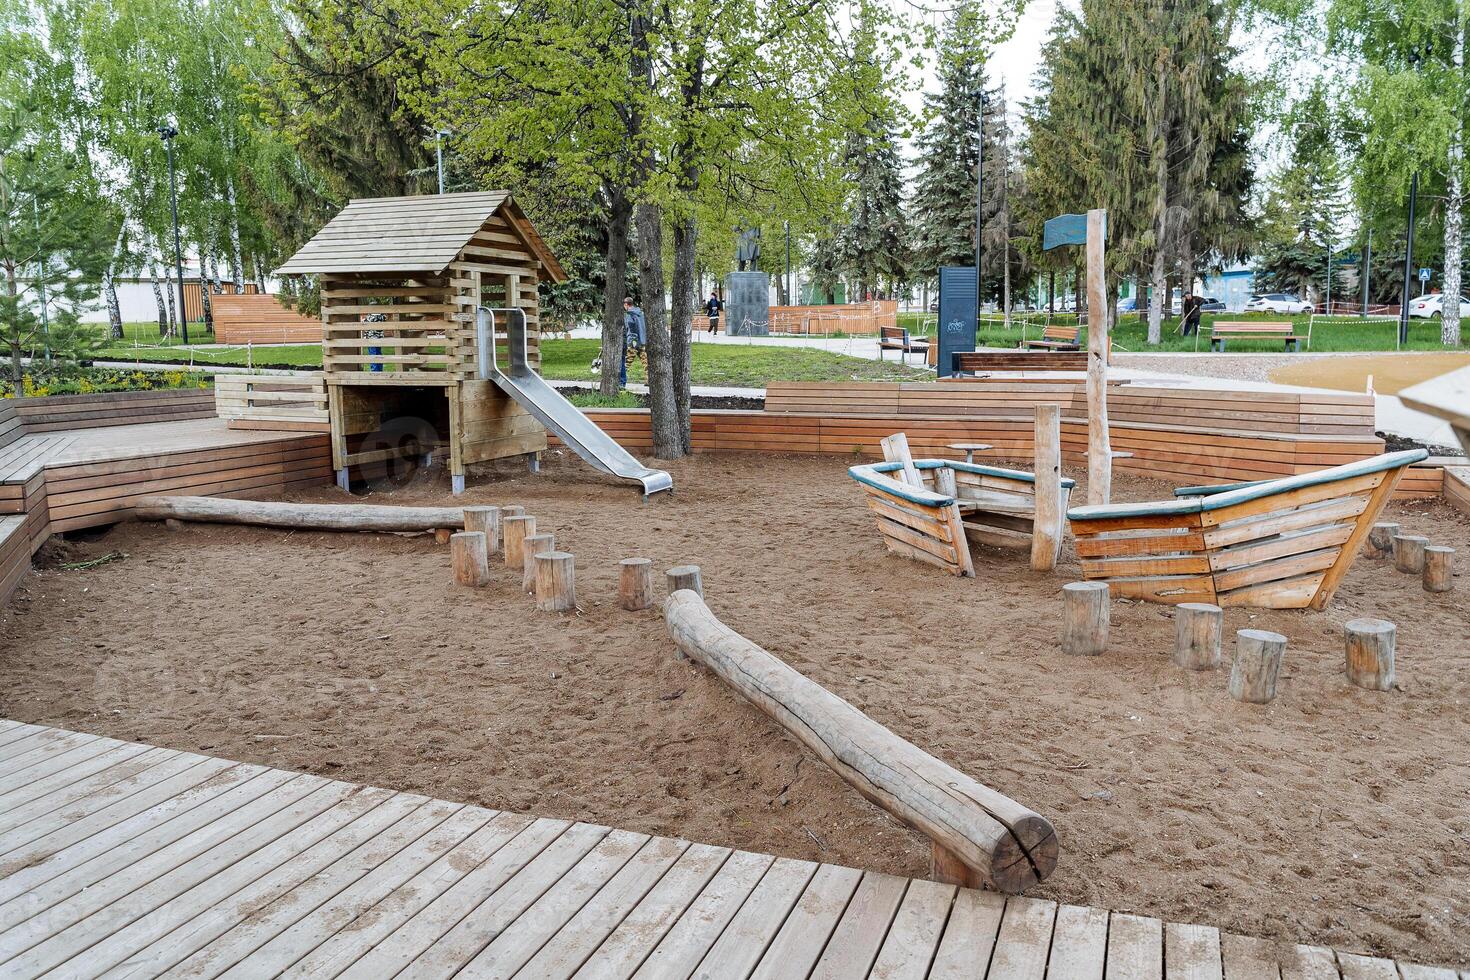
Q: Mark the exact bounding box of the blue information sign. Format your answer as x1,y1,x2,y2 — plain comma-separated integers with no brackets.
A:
937,266,977,379
1419,267,1432,282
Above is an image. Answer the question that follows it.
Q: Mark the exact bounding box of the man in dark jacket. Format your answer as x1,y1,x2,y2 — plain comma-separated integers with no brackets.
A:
704,291,724,334
1180,293,1204,336
621,297,646,387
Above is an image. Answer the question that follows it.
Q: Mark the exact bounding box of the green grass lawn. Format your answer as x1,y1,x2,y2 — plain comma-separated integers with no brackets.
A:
94,327,929,387
896,310,1468,353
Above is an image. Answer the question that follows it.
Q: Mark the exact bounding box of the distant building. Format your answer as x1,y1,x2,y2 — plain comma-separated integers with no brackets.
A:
1200,263,1255,312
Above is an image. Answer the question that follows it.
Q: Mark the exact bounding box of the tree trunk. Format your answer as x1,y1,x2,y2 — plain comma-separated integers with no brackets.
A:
5,260,22,385
198,250,214,330
671,216,696,453
103,225,126,341
160,257,177,338
148,256,168,337
226,173,246,294
131,495,469,531
601,186,632,397
636,202,681,459
1147,63,1169,346
1443,22,1463,346
1148,249,1166,345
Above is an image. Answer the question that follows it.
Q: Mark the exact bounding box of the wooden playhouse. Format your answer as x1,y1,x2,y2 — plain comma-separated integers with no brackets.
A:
275,191,567,492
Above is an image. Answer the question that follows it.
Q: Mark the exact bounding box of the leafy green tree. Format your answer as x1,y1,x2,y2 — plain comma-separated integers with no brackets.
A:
0,109,111,384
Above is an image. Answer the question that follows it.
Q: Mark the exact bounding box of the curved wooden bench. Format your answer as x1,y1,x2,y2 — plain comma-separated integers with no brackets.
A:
850,458,1075,576
664,589,1058,892
1066,449,1427,608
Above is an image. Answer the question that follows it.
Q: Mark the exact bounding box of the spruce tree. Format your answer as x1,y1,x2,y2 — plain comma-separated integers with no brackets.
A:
834,111,909,300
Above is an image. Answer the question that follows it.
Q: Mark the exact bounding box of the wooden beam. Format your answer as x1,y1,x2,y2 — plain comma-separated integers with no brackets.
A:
1085,208,1112,505
662,590,1057,893
131,495,466,532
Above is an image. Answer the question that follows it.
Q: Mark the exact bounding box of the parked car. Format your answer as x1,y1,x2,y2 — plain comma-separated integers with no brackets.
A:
1199,297,1227,312
1244,293,1312,314
1117,298,1137,313
1407,293,1470,318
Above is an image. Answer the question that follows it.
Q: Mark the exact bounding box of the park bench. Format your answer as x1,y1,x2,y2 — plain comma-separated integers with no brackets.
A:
951,350,1088,374
1065,449,1426,608
1210,320,1302,352
1021,324,1081,350
878,326,930,362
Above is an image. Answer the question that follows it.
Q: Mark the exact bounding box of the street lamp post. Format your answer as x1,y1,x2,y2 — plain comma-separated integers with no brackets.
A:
974,90,988,320
158,124,190,345
1361,227,1371,317
436,129,450,194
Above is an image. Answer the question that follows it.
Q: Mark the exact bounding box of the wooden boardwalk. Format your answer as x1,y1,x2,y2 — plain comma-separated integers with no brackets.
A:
0,721,1461,980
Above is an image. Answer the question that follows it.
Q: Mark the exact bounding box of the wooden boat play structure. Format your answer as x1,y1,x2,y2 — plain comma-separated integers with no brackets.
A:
1066,449,1427,609
848,456,1075,577
274,191,669,496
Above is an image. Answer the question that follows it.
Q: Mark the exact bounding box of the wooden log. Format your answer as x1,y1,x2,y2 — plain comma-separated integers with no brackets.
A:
1173,602,1222,670
503,515,536,568
1085,207,1112,506
663,589,1058,893
463,506,500,552
1229,629,1287,703
667,564,703,598
618,558,654,610
535,551,576,612
494,505,523,550
1061,582,1109,656
1344,618,1395,691
1392,533,1429,573
1031,402,1063,572
131,495,467,533
880,432,922,488
522,533,555,592
1424,545,1454,593
1365,521,1400,558
934,465,958,498
449,531,490,587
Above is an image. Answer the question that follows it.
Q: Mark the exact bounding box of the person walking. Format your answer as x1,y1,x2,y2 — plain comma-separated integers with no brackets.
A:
620,296,646,388
704,291,724,335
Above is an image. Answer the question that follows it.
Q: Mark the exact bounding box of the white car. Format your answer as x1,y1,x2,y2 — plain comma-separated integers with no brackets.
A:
1244,292,1313,314
1407,293,1470,318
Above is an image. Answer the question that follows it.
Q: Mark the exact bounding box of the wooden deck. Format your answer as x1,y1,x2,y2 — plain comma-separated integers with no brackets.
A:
0,721,1460,979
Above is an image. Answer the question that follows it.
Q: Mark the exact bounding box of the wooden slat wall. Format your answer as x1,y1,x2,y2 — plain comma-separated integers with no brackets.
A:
215,374,329,432
765,301,898,335
764,382,1378,437
11,390,217,433
212,294,321,345
569,409,1407,491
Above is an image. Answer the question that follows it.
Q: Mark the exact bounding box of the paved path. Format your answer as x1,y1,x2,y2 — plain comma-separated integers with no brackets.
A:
0,719,1462,978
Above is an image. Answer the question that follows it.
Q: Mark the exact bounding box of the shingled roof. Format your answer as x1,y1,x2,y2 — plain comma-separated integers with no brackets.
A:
275,191,566,281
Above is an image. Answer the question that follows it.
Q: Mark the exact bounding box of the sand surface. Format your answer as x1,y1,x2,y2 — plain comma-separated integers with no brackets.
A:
2,451,1468,966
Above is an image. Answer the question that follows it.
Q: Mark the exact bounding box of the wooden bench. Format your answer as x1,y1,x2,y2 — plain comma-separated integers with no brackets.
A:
1021,325,1080,350
952,350,1088,374
1066,449,1426,608
1209,321,1302,352
878,326,929,361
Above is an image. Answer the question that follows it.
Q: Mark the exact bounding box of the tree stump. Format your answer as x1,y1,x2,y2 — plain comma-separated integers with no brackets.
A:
1424,546,1455,593
1173,602,1222,670
667,565,703,598
1060,582,1109,656
1344,618,1395,691
1392,534,1429,574
433,528,452,545
463,506,500,552
1229,630,1287,704
1365,522,1401,558
449,531,490,587
535,551,576,612
522,533,555,592
503,515,536,568
934,466,958,498
619,558,655,610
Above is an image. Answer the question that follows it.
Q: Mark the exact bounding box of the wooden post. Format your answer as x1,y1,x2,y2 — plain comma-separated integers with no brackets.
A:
1173,602,1222,670
497,505,523,554
667,565,704,598
1424,545,1455,592
1229,630,1287,704
1031,403,1063,571
934,465,958,498
449,531,490,587
535,551,577,612
880,432,923,489
522,532,555,592
1344,618,1395,691
1085,208,1112,505
463,506,500,553
619,558,655,610
1060,582,1109,656
503,515,536,568
1392,533,1429,574
1365,521,1401,558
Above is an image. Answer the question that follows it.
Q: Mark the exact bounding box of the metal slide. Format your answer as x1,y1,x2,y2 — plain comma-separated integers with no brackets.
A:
477,307,673,497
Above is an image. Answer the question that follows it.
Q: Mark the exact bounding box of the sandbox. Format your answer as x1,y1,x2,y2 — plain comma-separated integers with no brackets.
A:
1,450,1468,966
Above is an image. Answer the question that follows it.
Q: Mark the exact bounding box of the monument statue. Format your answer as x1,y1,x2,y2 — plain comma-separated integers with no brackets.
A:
735,226,761,271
